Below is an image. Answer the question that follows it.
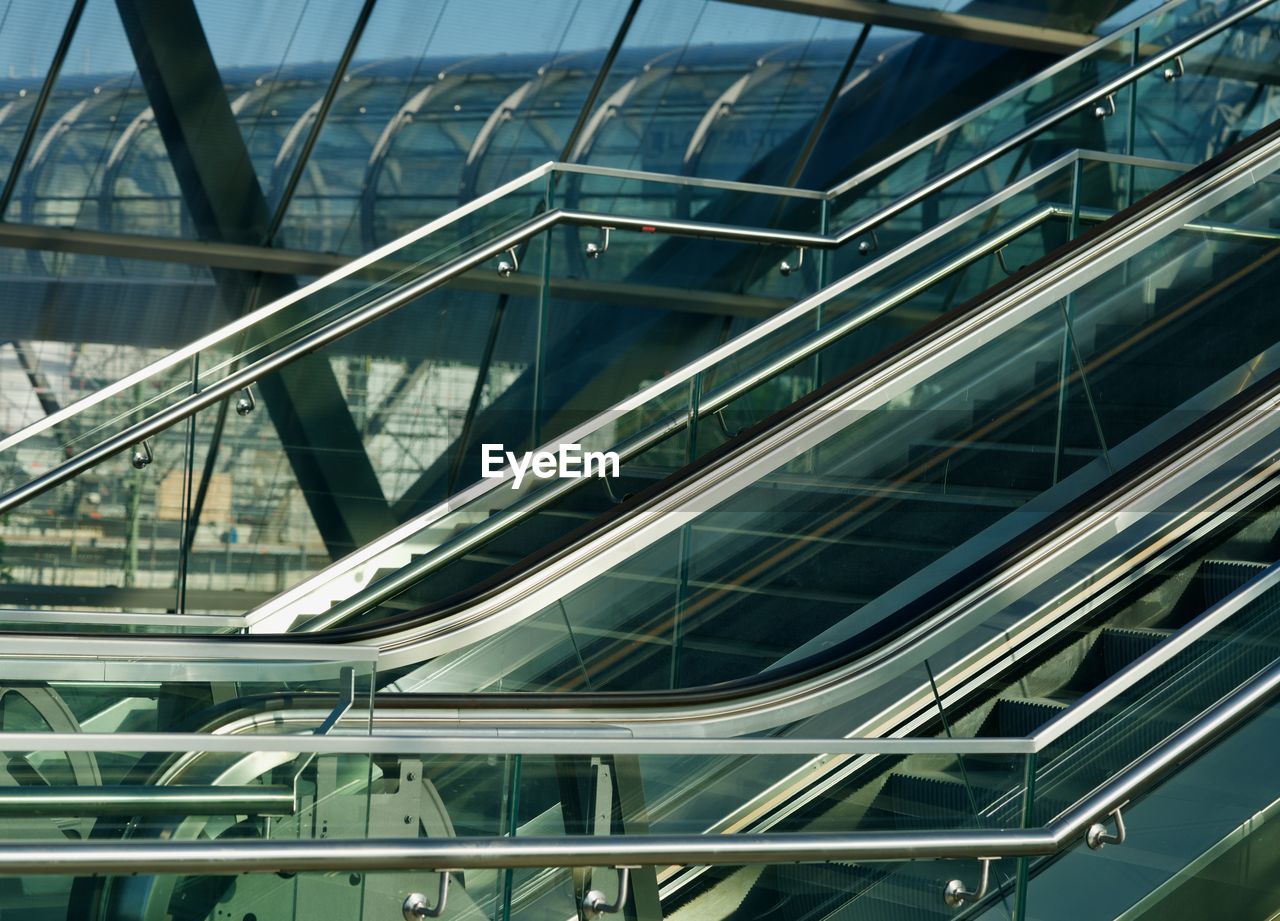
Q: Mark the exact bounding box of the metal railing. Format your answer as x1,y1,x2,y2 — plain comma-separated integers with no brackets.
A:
0,543,1276,921
2,125,1269,670
286,119,1280,669
0,650,1271,879
1,0,1267,517
0,0,1209,454
292,183,1280,632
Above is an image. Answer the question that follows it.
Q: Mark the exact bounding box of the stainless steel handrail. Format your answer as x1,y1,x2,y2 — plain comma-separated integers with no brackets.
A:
0,142,1100,522
296,196,1280,631
0,785,295,817
245,148,1094,629
299,201,1065,630
1,0,1260,471
0,117,1264,654
0,654,1271,874
0,732,1037,756
332,122,1280,670
824,0,1274,239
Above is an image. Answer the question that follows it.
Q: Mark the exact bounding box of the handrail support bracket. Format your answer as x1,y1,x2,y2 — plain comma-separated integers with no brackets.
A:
582,866,634,919
1086,803,1128,850
586,226,612,258
944,857,995,908
402,870,452,919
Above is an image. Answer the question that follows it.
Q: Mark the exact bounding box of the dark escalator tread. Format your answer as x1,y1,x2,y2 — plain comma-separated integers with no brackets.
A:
678,593,863,651
383,557,512,608
688,530,944,599
1098,626,1172,678
1089,320,1147,353
730,862,887,921
981,696,1068,737
866,772,1001,825
1198,559,1269,606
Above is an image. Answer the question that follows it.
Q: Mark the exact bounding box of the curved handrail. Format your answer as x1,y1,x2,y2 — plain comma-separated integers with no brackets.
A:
0,650,1273,878
5,110,1279,693
264,115,1280,671
160,384,1280,737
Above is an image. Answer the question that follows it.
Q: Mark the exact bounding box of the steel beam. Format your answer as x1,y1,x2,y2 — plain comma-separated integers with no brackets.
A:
721,0,1097,55
114,0,396,559
0,220,348,275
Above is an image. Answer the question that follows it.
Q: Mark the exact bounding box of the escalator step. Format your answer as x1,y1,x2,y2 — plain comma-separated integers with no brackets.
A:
1099,626,1171,677
729,862,885,921
1090,321,1143,353
871,772,999,823
1197,559,1269,606
907,439,1101,493
988,697,1068,737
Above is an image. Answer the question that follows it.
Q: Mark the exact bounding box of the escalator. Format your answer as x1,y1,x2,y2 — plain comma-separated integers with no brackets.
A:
3,5,1280,921
2,0,1275,625
46,456,1280,921
2,70,1280,921
310,113,1280,692
678,469,1280,920
0,64,1277,690
125,113,1280,920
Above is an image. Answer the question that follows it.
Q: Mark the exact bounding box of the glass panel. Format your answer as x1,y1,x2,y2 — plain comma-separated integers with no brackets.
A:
0,170,825,616
296,157,1165,635
1020,690,1280,921
0,171,549,485
0,419,197,613
381,158,1280,692
825,0,1280,256
0,647,372,737
0,0,79,195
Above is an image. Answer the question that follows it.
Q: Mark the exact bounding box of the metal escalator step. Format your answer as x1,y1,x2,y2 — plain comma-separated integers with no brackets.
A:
1197,559,1268,606
1099,626,1172,678
1033,359,1060,387
1090,321,1142,353
907,439,1103,493
968,394,1099,453
989,697,1068,737
871,772,998,824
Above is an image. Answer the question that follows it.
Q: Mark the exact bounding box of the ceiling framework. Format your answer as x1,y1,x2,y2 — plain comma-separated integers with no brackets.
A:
719,0,1096,54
